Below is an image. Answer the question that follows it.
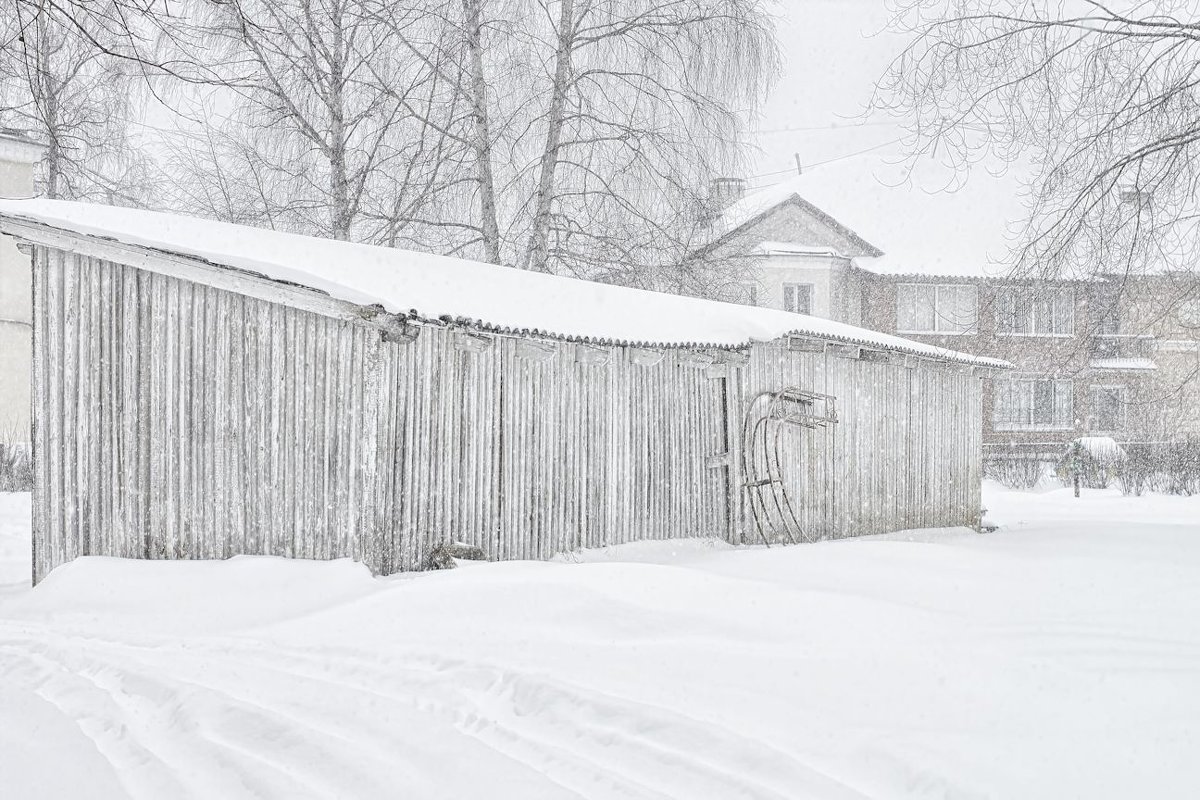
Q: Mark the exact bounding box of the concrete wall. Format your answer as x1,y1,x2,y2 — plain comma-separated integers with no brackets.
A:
0,154,36,441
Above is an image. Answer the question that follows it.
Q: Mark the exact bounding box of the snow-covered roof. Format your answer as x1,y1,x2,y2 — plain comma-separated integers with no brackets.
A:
714,188,882,259
726,141,1028,279
0,199,1007,366
0,129,44,167
1089,358,1158,371
754,241,841,257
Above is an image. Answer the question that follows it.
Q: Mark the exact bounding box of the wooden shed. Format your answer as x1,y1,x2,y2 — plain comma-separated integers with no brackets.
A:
0,200,1007,583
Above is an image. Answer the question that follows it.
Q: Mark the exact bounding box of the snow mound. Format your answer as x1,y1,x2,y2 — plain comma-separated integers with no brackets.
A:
8,555,379,634
1,488,1199,797
1073,436,1128,460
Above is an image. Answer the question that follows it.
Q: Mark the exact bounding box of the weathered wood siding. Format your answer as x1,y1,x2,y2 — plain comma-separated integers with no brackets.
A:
31,251,738,581
743,343,982,541
369,331,737,572
32,251,387,582
31,247,982,583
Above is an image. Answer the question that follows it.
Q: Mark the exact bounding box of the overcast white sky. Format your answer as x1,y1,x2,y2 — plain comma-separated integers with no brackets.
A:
749,0,900,175
746,1,1031,275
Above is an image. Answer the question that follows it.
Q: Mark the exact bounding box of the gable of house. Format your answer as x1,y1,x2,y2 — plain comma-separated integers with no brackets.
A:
697,194,883,263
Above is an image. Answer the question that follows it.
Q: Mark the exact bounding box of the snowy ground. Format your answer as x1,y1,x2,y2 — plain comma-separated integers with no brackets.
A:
1,484,1198,799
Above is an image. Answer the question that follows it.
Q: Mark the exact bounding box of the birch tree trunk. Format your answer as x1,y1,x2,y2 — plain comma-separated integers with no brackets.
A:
326,5,352,241
521,0,574,273
36,32,62,200
461,0,503,264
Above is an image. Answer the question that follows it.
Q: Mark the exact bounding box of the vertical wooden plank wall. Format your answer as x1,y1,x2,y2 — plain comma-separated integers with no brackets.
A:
372,337,733,570
744,343,983,543
31,250,983,581
32,252,736,580
32,255,385,582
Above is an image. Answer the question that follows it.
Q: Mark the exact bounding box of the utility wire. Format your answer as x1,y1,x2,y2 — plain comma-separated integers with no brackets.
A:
745,137,904,181
752,120,901,135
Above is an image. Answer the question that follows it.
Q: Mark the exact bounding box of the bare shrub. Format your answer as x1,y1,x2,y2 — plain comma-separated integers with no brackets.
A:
1116,440,1200,496
984,452,1045,490
0,441,32,492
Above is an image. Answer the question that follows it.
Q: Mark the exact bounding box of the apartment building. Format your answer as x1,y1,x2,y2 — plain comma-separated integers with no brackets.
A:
700,176,1200,450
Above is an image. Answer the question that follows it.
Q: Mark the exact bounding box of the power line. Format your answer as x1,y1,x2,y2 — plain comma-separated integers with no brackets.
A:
752,120,901,135
805,137,904,169
745,137,904,181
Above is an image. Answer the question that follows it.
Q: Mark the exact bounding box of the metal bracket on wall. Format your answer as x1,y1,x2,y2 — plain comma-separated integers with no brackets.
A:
630,347,665,367
515,338,556,363
455,331,494,353
575,343,611,366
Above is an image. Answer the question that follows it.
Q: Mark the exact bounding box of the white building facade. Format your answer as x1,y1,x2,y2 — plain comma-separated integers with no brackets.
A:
0,132,44,442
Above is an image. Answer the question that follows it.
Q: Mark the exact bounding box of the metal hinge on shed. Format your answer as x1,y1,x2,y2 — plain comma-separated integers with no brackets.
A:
630,347,665,367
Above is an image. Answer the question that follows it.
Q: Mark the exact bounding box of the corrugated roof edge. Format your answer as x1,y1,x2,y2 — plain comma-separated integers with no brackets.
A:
853,261,1113,284
0,207,1009,369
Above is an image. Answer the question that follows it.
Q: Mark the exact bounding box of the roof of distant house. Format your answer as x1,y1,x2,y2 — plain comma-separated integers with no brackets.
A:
725,142,1029,279
0,198,1008,367
0,129,45,166
710,187,883,259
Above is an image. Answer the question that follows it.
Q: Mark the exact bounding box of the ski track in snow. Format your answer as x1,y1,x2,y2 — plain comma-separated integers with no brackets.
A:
0,624,861,800
2,483,1200,799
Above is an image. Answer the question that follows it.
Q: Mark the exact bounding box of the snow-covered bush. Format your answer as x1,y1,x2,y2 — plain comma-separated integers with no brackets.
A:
1057,438,1126,490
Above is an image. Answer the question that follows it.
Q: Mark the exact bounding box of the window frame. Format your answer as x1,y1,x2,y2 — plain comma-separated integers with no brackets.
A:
1088,384,1128,433
992,375,1075,431
739,281,760,307
782,282,814,316
996,286,1076,337
895,283,978,335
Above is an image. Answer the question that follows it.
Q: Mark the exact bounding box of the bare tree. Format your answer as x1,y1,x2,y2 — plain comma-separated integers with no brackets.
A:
163,0,466,244
877,0,1200,284
435,0,778,281
0,0,154,203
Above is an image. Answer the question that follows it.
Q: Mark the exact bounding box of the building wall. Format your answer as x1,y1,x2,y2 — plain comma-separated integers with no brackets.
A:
741,253,859,322
0,158,35,440
703,201,875,325
746,342,982,539
1112,273,1200,439
29,244,988,582
860,272,1200,450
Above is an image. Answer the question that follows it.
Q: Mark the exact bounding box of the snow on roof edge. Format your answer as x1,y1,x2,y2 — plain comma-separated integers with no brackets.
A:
0,199,1007,368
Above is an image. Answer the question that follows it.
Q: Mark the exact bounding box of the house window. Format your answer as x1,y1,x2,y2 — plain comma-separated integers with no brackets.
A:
783,283,813,315
896,284,977,333
993,377,1074,430
1090,386,1127,432
739,282,760,307
996,287,1075,336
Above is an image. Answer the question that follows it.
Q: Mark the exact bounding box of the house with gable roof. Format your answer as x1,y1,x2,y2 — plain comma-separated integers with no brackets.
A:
695,173,1200,454
691,177,881,326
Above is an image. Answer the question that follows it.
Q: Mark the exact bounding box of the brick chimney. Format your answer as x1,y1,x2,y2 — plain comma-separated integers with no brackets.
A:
0,129,46,442
709,177,747,210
